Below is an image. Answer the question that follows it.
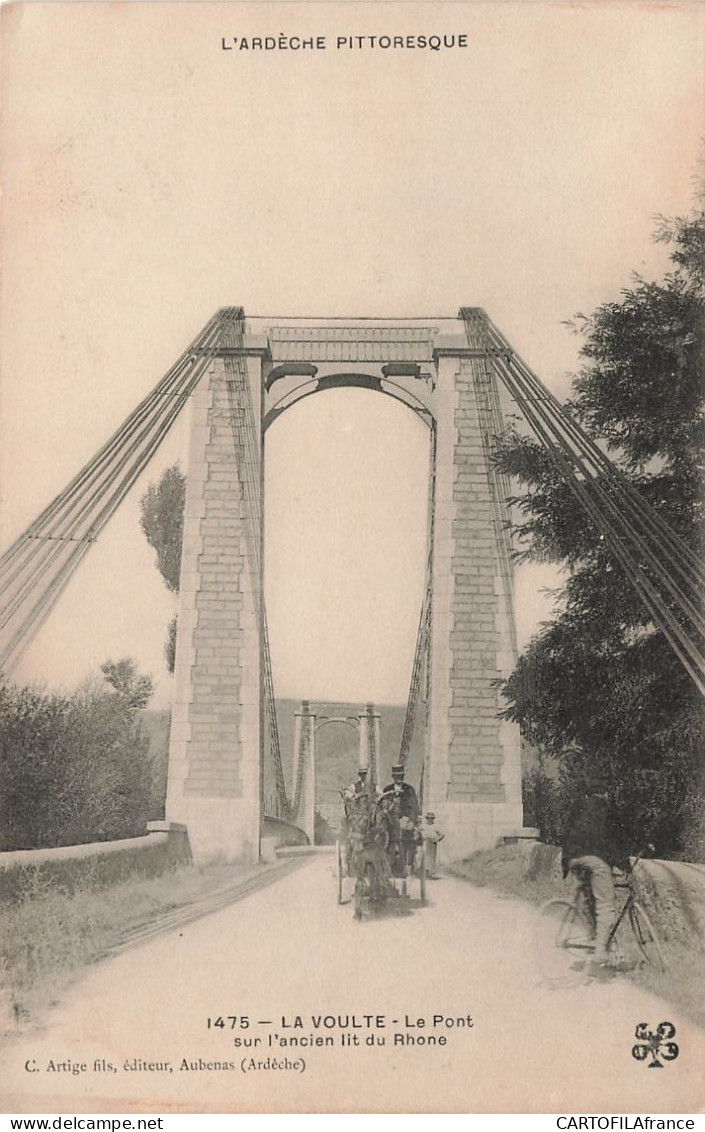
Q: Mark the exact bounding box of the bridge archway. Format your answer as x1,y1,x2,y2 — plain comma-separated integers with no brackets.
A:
263,370,435,433
263,384,430,811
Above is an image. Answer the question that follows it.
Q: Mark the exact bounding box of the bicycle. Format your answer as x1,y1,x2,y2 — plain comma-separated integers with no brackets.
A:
534,852,667,988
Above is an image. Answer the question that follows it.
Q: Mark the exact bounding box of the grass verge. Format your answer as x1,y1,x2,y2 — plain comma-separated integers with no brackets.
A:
0,861,267,1037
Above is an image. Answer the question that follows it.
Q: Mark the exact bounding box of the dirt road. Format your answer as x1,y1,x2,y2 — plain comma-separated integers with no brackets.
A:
1,855,703,1113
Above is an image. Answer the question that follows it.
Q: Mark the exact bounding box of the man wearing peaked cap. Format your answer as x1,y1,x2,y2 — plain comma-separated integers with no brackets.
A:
352,766,370,795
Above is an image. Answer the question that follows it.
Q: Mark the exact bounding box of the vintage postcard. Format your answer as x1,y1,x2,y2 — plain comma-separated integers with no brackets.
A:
1,0,704,1116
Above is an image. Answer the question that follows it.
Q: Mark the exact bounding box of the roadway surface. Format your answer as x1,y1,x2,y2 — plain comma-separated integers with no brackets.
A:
1,854,703,1113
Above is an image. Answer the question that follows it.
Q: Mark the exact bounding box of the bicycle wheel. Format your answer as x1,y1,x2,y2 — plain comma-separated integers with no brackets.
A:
629,901,667,973
535,899,594,988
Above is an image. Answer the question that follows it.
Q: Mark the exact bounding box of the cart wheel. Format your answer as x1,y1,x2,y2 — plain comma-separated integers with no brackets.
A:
419,845,427,905
336,840,344,905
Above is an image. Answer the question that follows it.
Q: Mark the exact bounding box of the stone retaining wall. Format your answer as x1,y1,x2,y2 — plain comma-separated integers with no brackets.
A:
0,823,192,903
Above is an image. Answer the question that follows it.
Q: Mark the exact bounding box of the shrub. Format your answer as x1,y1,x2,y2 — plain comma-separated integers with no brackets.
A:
0,674,155,851
522,766,561,845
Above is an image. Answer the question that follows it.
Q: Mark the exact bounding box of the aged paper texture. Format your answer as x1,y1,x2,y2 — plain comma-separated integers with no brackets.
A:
1,0,704,1115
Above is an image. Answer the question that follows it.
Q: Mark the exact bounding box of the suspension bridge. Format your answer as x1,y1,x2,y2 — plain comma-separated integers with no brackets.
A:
1,309,702,863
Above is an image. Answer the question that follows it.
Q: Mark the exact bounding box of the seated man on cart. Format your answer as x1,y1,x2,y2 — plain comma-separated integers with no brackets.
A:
380,763,420,877
340,767,377,869
351,765,371,796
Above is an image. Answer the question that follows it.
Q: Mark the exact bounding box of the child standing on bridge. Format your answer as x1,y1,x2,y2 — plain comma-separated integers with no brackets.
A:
419,812,444,879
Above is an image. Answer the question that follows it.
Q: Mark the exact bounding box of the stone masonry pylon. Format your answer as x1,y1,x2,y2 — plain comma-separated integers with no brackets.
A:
166,310,263,862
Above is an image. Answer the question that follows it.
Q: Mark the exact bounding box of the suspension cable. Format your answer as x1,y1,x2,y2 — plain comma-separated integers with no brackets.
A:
0,372,204,670
0,314,229,672
473,309,705,590
0,311,223,576
399,425,437,766
459,310,705,694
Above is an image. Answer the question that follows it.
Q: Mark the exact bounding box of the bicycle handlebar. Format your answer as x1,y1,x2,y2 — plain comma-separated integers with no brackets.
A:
616,845,656,878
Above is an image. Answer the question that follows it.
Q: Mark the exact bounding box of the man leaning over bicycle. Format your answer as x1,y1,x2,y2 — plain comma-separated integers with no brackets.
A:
560,770,629,977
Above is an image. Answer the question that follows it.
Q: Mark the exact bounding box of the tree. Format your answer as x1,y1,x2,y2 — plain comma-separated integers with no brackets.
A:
164,614,178,675
139,463,186,671
100,658,154,710
139,463,186,593
495,200,705,860
59,678,154,846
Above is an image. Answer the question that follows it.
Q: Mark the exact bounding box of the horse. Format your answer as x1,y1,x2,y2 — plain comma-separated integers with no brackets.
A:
340,790,394,918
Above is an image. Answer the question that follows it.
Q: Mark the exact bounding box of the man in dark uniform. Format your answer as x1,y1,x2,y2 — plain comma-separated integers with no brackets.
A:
381,764,419,874
381,764,419,821
561,772,629,974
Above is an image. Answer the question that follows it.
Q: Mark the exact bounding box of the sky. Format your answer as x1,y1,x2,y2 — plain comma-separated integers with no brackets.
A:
1,1,703,707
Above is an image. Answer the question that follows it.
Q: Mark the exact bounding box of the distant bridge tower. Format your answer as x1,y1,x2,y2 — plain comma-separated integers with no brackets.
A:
357,702,380,788
291,701,316,844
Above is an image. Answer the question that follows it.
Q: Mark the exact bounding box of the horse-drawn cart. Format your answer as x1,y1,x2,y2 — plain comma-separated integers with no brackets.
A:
336,790,426,918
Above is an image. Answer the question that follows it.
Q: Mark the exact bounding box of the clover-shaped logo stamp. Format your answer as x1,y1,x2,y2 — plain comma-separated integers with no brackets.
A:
632,1022,679,1068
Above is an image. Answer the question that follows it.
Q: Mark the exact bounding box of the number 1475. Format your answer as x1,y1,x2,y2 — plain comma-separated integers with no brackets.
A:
206,1016,250,1029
